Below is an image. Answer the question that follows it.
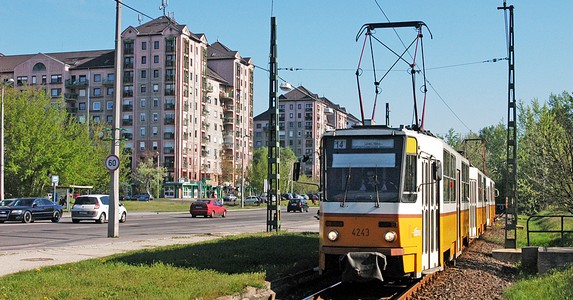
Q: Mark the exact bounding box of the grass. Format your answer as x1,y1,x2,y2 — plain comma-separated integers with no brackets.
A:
0,232,319,300
516,211,573,248
505,265,573,299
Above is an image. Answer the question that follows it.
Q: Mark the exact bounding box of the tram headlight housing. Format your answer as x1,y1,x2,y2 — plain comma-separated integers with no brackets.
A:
384,231,397,242
327,230,339,241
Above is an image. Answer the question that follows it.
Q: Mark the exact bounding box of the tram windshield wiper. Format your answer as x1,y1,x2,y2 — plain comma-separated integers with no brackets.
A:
341,166,351,207
373,171,380,208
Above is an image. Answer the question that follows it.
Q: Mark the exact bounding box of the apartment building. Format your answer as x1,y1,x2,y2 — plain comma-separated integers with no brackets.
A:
0,16,253,190
253,85,358,178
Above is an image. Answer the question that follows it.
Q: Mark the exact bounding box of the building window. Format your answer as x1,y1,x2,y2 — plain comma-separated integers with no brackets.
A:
107,101,113,110
154,41,159,49
92,102,101,111
153,69,159,78
141,70,147,79
94,74,101,82
107,87,114,95
79,102,86,110
79,90,86,97
50,88,61,97
93,88,101,97
33,62,46,72
140,142,145,151
123,85,133,97
152,127,158,136
141,56,147,64
140,127,146,137
154,55,159,63
106,115,113,123
140,84,146,93
153,98,159,107
153,113,158,121
289,113,294,119
141,41,147,50
41,75,47,84
93,116,101,123
140,99,146,108
140,113,146,122
50,74,62,84
31,76,37,84
107,73,115,82
153,84,159,92
152,142,158,151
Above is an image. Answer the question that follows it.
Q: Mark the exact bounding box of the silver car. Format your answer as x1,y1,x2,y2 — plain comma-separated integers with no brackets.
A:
71,194,127,224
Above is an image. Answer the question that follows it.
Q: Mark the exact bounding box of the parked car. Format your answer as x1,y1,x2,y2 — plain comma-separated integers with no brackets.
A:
136,193,153,201
287,198,309,213
190,199,227,218
0,199,16,207
0,198,63,223
222,194,237,205
244,195,261,206
71,194,127,224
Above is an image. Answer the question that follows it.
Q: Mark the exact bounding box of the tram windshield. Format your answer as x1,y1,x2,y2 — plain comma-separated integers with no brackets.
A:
323,136,403,203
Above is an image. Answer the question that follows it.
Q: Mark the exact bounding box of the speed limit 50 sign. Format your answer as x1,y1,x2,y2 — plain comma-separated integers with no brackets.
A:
105,154,120,171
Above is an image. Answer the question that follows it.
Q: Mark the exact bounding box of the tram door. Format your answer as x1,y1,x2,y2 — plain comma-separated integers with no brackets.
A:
469,179,477,238
456,170,462,253
421,158,439,270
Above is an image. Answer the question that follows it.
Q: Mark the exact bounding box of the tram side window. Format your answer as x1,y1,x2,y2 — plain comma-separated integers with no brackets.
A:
462,162,470,203
443,150,456,203
403,154,417,202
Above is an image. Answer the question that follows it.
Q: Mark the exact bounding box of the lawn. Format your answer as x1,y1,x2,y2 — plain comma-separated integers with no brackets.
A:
0,232,319,299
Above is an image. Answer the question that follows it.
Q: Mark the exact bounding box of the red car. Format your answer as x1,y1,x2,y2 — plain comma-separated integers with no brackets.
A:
190,199,227,218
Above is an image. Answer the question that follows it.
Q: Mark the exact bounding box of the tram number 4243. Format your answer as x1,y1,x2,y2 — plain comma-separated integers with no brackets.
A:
352,227,370,237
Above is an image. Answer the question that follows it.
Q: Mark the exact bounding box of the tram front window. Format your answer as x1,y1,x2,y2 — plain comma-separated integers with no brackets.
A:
325,153,401,202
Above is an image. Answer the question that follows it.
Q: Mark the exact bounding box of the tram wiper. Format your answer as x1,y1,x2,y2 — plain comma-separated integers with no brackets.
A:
341,167,351,207
373,172,380,208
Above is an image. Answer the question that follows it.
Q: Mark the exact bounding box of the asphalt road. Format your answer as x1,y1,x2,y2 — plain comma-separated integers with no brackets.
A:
0,206,320,252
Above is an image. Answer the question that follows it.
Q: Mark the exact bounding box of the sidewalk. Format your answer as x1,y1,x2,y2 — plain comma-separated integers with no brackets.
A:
0,233,229,277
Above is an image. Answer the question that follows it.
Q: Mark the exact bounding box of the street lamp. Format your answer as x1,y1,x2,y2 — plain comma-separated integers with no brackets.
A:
1,78,14,201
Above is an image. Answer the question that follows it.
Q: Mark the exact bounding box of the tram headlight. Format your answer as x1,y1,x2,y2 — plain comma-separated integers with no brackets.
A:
327,230,339,241
384,231,397,242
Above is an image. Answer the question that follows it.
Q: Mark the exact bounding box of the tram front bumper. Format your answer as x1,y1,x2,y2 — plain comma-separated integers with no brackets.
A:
341,252,387,282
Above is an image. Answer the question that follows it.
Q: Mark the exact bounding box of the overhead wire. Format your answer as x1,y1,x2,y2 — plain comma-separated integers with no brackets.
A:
113,0,155,20
371,0,482,132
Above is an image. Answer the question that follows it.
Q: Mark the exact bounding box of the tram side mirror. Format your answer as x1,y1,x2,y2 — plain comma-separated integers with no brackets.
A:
432,161,442,181
293,162,301,181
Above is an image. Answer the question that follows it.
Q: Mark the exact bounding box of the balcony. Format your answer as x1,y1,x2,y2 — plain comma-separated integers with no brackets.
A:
123,91,133,97
164,118,175,125
223,118,233,125
164,132,175,139
165,60,175,67
65,79,88,87
122,104,133,111
223,104,234,112
123,76,133,83
67,107,77,114
164,103,175,110
102,79,114,86
123,62,133,69
121,132,133,140
165,75,175,82
219,91,234,99
164,147,174,154
122,119,133,126
165,89,175,96
203,83,213,93
64,93,78,101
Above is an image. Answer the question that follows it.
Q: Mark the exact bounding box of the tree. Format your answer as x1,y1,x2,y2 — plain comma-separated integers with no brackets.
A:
132,156,167,196
4,87,115,197
517,92,573,213
248,146,298,195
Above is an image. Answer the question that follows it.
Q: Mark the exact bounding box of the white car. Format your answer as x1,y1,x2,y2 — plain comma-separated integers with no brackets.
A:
71,194,127,224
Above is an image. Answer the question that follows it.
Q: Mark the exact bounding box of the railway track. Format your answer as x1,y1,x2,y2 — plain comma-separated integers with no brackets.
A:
301,271,438,300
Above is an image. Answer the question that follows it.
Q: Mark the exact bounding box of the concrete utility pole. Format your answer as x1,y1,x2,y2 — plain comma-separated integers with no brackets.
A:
108,1,122,238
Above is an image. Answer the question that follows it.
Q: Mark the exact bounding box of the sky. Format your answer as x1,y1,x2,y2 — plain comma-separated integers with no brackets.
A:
1,1,571,136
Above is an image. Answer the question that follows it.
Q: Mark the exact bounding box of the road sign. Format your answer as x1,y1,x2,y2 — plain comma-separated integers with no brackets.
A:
105,154,120,171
